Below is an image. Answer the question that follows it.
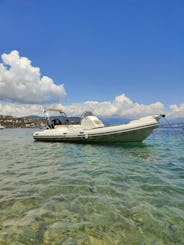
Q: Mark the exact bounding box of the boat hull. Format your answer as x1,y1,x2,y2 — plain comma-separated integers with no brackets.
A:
33,124,158,143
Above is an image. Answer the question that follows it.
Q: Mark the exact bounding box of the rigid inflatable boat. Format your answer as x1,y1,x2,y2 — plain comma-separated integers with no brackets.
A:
33,108,165,143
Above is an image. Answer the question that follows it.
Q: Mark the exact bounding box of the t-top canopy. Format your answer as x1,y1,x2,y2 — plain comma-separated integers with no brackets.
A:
43,107,65,114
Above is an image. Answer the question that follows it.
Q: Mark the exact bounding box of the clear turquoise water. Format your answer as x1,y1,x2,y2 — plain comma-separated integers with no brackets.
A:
0,128,184,245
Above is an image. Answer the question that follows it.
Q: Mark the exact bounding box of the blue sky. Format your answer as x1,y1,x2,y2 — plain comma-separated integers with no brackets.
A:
0,0,184,118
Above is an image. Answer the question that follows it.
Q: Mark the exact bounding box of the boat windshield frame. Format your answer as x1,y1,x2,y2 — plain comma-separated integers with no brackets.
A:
43,108,68,128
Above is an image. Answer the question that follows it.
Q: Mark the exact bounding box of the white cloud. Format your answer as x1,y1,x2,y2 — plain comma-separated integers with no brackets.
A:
0,103,43,117
115,94,133,104
0,93,165,118
0,50,66,104
1,92,184,120
168,104,184,118
62,93,165,119
0,50,183,120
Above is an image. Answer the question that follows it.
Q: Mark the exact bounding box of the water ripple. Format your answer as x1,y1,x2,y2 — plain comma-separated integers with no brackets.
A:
0,128,184,244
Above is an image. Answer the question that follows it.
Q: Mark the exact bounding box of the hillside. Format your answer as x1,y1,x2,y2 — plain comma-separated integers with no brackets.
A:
0,115,44,128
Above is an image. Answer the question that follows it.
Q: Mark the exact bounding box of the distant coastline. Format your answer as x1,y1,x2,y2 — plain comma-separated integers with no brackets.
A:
160,123,184,128
0,114,184,129
0,115,44,128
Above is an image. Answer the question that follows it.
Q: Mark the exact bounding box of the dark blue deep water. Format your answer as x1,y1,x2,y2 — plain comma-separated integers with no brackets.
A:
0,128,184,244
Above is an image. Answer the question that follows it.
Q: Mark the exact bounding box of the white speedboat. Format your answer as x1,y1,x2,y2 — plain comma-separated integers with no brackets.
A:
0,124,5,129
33,108,165,143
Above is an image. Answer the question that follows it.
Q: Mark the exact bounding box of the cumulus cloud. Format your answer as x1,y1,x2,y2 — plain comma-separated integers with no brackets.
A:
168,104,184,118
0,51,181,119
0,50,66,104
0,93,165,118
0,103,43,117
63,93,165,119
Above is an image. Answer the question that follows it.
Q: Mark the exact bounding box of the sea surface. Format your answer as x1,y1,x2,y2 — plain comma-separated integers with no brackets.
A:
0,127,184,245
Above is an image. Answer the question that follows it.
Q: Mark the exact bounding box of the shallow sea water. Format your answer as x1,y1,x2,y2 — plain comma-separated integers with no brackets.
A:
0,128,184,245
